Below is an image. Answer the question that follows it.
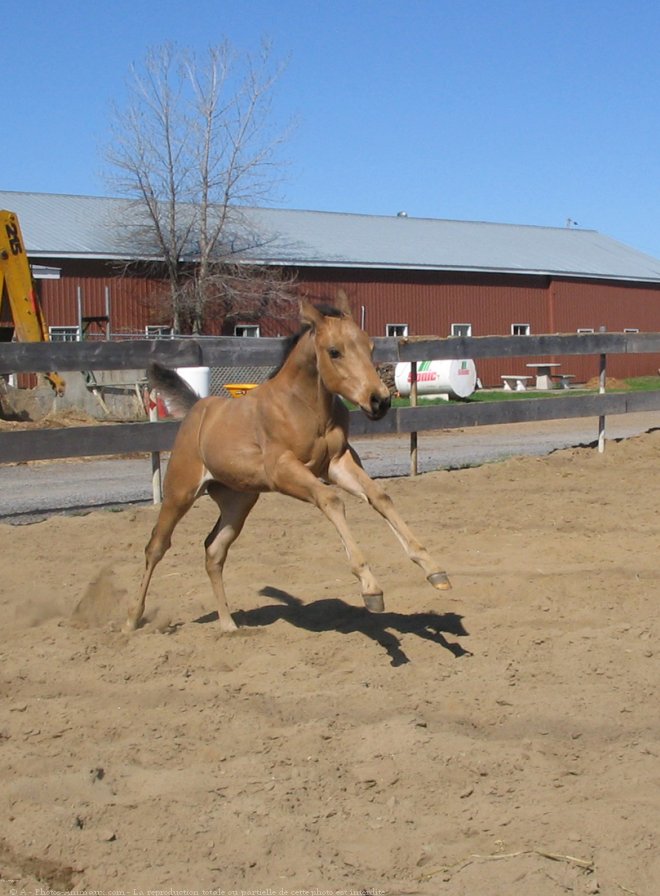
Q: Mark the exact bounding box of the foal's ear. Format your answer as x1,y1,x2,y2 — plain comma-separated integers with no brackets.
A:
335,289,353,317
299,297,324,329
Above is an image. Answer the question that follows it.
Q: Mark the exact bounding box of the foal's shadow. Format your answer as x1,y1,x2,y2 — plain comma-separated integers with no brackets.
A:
196,586,470,666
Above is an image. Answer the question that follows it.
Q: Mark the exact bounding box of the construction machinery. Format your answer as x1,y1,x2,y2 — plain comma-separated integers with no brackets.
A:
0,209,65,395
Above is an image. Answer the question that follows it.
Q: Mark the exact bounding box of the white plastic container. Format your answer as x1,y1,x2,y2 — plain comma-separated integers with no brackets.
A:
157,366,211,417
395,359,477,399
176,366,210,398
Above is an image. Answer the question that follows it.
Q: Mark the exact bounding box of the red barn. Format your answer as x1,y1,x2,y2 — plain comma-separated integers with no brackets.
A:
3,190,660,386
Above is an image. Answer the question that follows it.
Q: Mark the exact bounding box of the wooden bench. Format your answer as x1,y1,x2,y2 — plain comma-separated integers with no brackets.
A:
501,375,532,392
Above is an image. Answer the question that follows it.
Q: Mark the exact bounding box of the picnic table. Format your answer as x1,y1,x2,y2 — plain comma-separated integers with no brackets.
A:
526,362,561,390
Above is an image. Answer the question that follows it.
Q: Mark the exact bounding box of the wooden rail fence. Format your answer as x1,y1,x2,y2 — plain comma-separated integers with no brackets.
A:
2,333,660,470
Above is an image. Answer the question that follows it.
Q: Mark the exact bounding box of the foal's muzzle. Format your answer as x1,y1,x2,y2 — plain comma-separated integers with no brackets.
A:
365,392,391,420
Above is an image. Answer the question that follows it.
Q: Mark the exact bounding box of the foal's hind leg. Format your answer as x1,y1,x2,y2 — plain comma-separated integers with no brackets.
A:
126,490,197,631
127,433,207,631
329,448,451,592
204,483,259,631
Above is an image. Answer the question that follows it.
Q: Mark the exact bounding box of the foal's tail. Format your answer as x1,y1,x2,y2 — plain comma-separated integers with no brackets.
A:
148,362,200,419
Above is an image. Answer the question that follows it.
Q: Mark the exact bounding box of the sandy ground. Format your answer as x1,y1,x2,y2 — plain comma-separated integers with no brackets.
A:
1,430,659,896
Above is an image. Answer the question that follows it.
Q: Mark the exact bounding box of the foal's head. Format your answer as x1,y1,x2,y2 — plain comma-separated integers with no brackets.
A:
300,292,391,420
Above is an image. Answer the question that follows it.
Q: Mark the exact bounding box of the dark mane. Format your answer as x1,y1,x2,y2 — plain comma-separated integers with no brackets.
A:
268,331,304,378
268,303,343,379
313,303,343,319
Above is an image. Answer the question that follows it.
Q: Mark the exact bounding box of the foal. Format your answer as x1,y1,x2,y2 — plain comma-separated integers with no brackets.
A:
127,293,450,632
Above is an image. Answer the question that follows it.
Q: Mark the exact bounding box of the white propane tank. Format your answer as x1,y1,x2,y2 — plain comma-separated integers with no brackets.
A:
394,359,477,399
176,366,211,398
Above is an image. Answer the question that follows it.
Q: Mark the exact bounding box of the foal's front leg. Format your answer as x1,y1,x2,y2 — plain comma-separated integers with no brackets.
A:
271,453,386,611
329,447,451,591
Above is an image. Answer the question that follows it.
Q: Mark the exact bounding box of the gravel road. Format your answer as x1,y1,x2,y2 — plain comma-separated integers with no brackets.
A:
1,410,658,525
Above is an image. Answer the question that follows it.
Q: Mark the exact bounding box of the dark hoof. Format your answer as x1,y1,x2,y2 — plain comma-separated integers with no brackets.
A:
363,593,385,613
427,571,452,590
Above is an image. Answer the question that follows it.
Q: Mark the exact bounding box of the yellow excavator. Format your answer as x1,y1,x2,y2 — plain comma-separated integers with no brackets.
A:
0,209,65,395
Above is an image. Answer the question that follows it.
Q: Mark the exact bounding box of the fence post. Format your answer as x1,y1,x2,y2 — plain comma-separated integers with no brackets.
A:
409,361,418,476
149,389,163,503
598,326,607,453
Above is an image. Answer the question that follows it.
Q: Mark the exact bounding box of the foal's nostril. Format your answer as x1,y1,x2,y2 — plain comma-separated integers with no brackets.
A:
369,392,391,418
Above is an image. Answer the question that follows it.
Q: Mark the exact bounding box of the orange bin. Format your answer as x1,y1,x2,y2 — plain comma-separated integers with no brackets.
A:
225,383,258,398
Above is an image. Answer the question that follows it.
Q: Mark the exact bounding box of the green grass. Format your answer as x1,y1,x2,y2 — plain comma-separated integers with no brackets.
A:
391,375,660,406
621,375,660,391
391,390,584,407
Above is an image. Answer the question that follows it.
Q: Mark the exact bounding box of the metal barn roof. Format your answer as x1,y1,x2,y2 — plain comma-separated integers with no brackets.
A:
3,189,660,284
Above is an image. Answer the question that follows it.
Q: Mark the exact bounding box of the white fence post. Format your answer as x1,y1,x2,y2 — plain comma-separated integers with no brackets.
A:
148,389,163,503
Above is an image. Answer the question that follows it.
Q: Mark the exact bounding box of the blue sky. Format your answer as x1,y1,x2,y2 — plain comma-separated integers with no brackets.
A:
6,0,660,255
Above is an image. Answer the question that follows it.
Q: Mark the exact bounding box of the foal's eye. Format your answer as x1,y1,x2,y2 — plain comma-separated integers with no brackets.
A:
328,347,342,360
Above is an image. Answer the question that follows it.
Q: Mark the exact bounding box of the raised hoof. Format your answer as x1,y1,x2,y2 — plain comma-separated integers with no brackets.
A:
427,571,452,590
363,593,385,613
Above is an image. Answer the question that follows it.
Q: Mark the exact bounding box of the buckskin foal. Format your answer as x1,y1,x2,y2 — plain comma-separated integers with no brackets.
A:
127,292,451,632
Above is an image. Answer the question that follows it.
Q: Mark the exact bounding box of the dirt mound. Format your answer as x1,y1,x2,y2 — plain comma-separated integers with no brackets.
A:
583,375,631,391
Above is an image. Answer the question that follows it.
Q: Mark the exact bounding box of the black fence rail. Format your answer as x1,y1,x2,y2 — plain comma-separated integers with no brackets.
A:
2,333,660,467
3,330,660,371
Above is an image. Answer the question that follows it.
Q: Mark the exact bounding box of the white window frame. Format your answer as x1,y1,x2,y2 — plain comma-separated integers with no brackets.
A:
145,325,172,339
511,323,531,336
623,328,639,334
451,323,472,337
577,328,595,334
49,325,80,342
386,323,408,338
234,324,260,337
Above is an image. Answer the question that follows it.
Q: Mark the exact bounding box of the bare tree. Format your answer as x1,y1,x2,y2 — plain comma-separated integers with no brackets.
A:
105,40,296,333
142,262,299,335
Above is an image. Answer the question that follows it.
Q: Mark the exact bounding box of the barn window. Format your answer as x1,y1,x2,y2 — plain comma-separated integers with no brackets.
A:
577,328,595,334
235,324,260,337
451,323,472,337
511,323,530,336
386,323,408,337
624,328,639,333
145,325,172,339
49,325,80,342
